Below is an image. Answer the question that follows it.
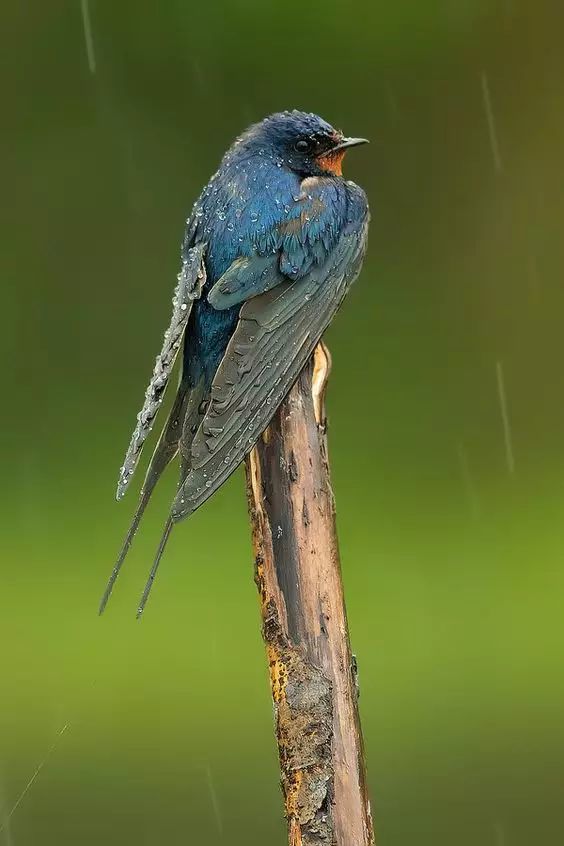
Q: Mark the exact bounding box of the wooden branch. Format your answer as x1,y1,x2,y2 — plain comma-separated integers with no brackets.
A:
245,343,374,846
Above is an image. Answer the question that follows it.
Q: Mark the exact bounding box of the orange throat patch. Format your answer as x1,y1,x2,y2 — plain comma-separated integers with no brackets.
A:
315,149,346,176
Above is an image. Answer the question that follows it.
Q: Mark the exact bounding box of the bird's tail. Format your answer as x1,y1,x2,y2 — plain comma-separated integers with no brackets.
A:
136,515,174,618
133,382,209,617
99,382,190,614
100,373,210,615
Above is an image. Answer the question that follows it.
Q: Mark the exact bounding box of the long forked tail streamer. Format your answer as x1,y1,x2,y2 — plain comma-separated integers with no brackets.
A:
99,490,152,615
100,382,192,614
136,517,174,619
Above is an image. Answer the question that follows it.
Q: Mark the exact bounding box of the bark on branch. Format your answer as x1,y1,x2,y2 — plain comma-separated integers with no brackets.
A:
245,343,374,846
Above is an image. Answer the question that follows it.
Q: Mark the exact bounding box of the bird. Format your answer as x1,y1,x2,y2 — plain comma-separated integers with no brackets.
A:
99,110,369,617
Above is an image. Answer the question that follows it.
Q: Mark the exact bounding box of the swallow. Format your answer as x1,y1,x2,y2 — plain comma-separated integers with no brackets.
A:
100,110,369,617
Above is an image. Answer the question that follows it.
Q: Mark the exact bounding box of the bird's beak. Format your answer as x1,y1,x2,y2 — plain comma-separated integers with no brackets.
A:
329,136,369,154
314,135,369,176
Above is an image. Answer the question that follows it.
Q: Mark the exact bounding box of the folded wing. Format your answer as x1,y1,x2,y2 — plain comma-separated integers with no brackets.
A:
116,242,207,500
100,242,206,614
173,221,368,521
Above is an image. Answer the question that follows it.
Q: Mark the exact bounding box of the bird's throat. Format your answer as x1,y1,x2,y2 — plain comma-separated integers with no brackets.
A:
316,149,346,176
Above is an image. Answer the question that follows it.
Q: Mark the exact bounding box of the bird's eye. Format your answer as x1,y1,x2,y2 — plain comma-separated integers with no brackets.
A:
294,139,311,153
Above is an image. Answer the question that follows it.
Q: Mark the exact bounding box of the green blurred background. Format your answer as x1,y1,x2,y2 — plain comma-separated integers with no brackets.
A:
2,1,564,843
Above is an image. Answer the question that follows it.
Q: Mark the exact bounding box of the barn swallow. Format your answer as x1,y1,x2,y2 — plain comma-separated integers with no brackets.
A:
100,110,369,617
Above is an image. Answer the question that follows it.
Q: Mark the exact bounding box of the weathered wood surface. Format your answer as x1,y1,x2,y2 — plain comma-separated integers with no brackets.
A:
245,343,374,846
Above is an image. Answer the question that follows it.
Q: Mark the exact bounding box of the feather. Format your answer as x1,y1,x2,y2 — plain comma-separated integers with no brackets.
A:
116,242,206,500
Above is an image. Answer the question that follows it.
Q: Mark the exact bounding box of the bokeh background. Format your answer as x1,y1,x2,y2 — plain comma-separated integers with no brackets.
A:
2,1,564,843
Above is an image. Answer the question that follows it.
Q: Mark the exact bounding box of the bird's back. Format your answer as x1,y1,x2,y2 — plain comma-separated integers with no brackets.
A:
182,147,356,384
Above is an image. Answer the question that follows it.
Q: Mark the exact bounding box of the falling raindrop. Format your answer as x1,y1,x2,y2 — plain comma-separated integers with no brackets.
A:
205,765,223,835
80,0,96,75
0,724,69,837
495,360,515,474
383,81,399,120
481,71,503,172
494,822,506,846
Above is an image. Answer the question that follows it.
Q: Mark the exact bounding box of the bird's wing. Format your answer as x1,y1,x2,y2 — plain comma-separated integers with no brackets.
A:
207,253,284,310
172,216,368,521
115,242,207,500
100,242,207,614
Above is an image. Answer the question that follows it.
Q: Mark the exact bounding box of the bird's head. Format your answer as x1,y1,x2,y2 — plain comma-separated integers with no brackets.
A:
237,110,368,178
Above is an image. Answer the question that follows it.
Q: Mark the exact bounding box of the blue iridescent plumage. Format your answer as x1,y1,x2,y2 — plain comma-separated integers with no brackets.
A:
101,110,369,615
